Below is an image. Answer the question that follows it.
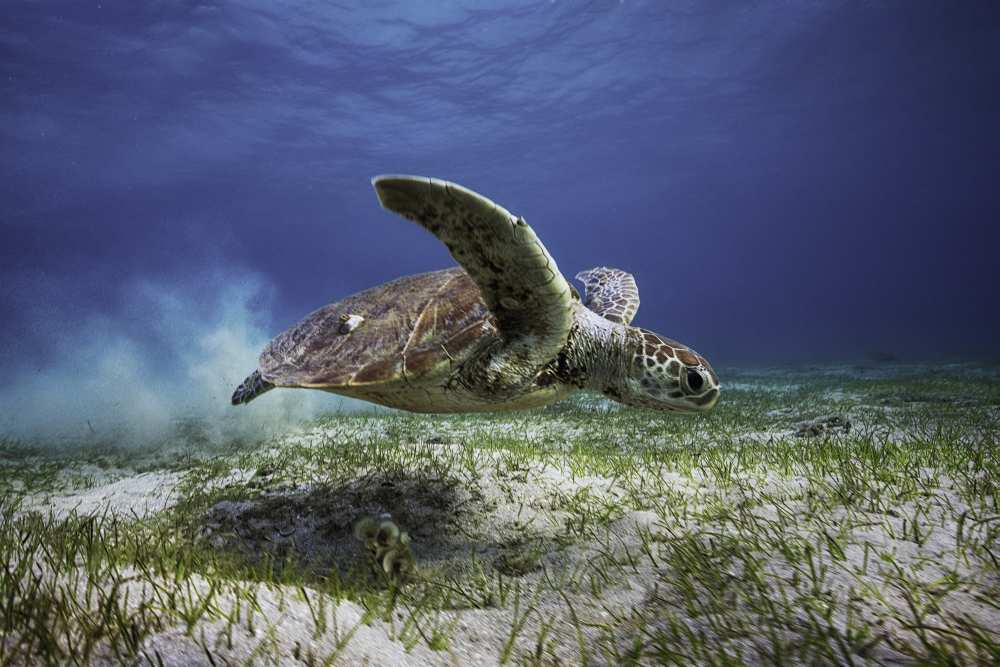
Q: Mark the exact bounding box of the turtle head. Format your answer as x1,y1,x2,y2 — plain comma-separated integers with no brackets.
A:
608,328,720,413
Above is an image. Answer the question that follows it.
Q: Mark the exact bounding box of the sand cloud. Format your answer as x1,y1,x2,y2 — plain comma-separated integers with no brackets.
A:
0,268,360,446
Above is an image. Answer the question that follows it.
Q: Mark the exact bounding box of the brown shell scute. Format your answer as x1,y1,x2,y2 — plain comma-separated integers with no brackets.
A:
259,267,492,388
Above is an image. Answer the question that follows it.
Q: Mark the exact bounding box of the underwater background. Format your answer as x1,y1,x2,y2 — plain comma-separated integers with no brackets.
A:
3,4,1000,665
1,1,998,439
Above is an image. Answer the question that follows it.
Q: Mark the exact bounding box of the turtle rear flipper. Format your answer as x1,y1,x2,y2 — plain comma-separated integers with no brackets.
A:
231,369,274,405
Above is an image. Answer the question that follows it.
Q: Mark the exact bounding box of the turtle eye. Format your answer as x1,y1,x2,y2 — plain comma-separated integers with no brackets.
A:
686,368,704,391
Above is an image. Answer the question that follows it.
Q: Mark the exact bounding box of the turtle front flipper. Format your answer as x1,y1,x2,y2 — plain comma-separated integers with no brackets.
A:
575,267,640,325
372,175,574,397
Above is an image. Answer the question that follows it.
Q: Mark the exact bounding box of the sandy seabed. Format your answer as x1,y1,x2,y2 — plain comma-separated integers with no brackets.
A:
2,364,998,665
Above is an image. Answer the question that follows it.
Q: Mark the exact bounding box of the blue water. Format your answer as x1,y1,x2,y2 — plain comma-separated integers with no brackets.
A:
1,1,997,440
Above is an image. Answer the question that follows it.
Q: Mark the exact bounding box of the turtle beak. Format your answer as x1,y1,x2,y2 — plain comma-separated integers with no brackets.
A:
679,368,720,411
698,388,721,410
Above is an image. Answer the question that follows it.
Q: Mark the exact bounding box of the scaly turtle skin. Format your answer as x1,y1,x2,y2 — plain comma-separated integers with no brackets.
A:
232,176,720,413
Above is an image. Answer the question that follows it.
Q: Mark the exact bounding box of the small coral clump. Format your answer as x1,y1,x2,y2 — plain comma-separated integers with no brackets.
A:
353,514,415,581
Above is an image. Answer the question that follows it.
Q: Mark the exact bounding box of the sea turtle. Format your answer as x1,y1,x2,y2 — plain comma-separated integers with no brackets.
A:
231,176,720,413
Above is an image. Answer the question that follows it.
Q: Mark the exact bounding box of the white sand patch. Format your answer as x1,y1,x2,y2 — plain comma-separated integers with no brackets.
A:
23,471,183,519
134,579,457,667
726,381,803,392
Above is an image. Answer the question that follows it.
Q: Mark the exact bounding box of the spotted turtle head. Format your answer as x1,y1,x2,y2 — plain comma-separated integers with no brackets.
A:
609,328,720,413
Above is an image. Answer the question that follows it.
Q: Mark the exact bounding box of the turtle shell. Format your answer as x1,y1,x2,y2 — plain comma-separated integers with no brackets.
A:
259,267,496,388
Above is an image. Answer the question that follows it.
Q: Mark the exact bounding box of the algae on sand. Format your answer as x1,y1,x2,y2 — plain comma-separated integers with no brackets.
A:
1,364,998,665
